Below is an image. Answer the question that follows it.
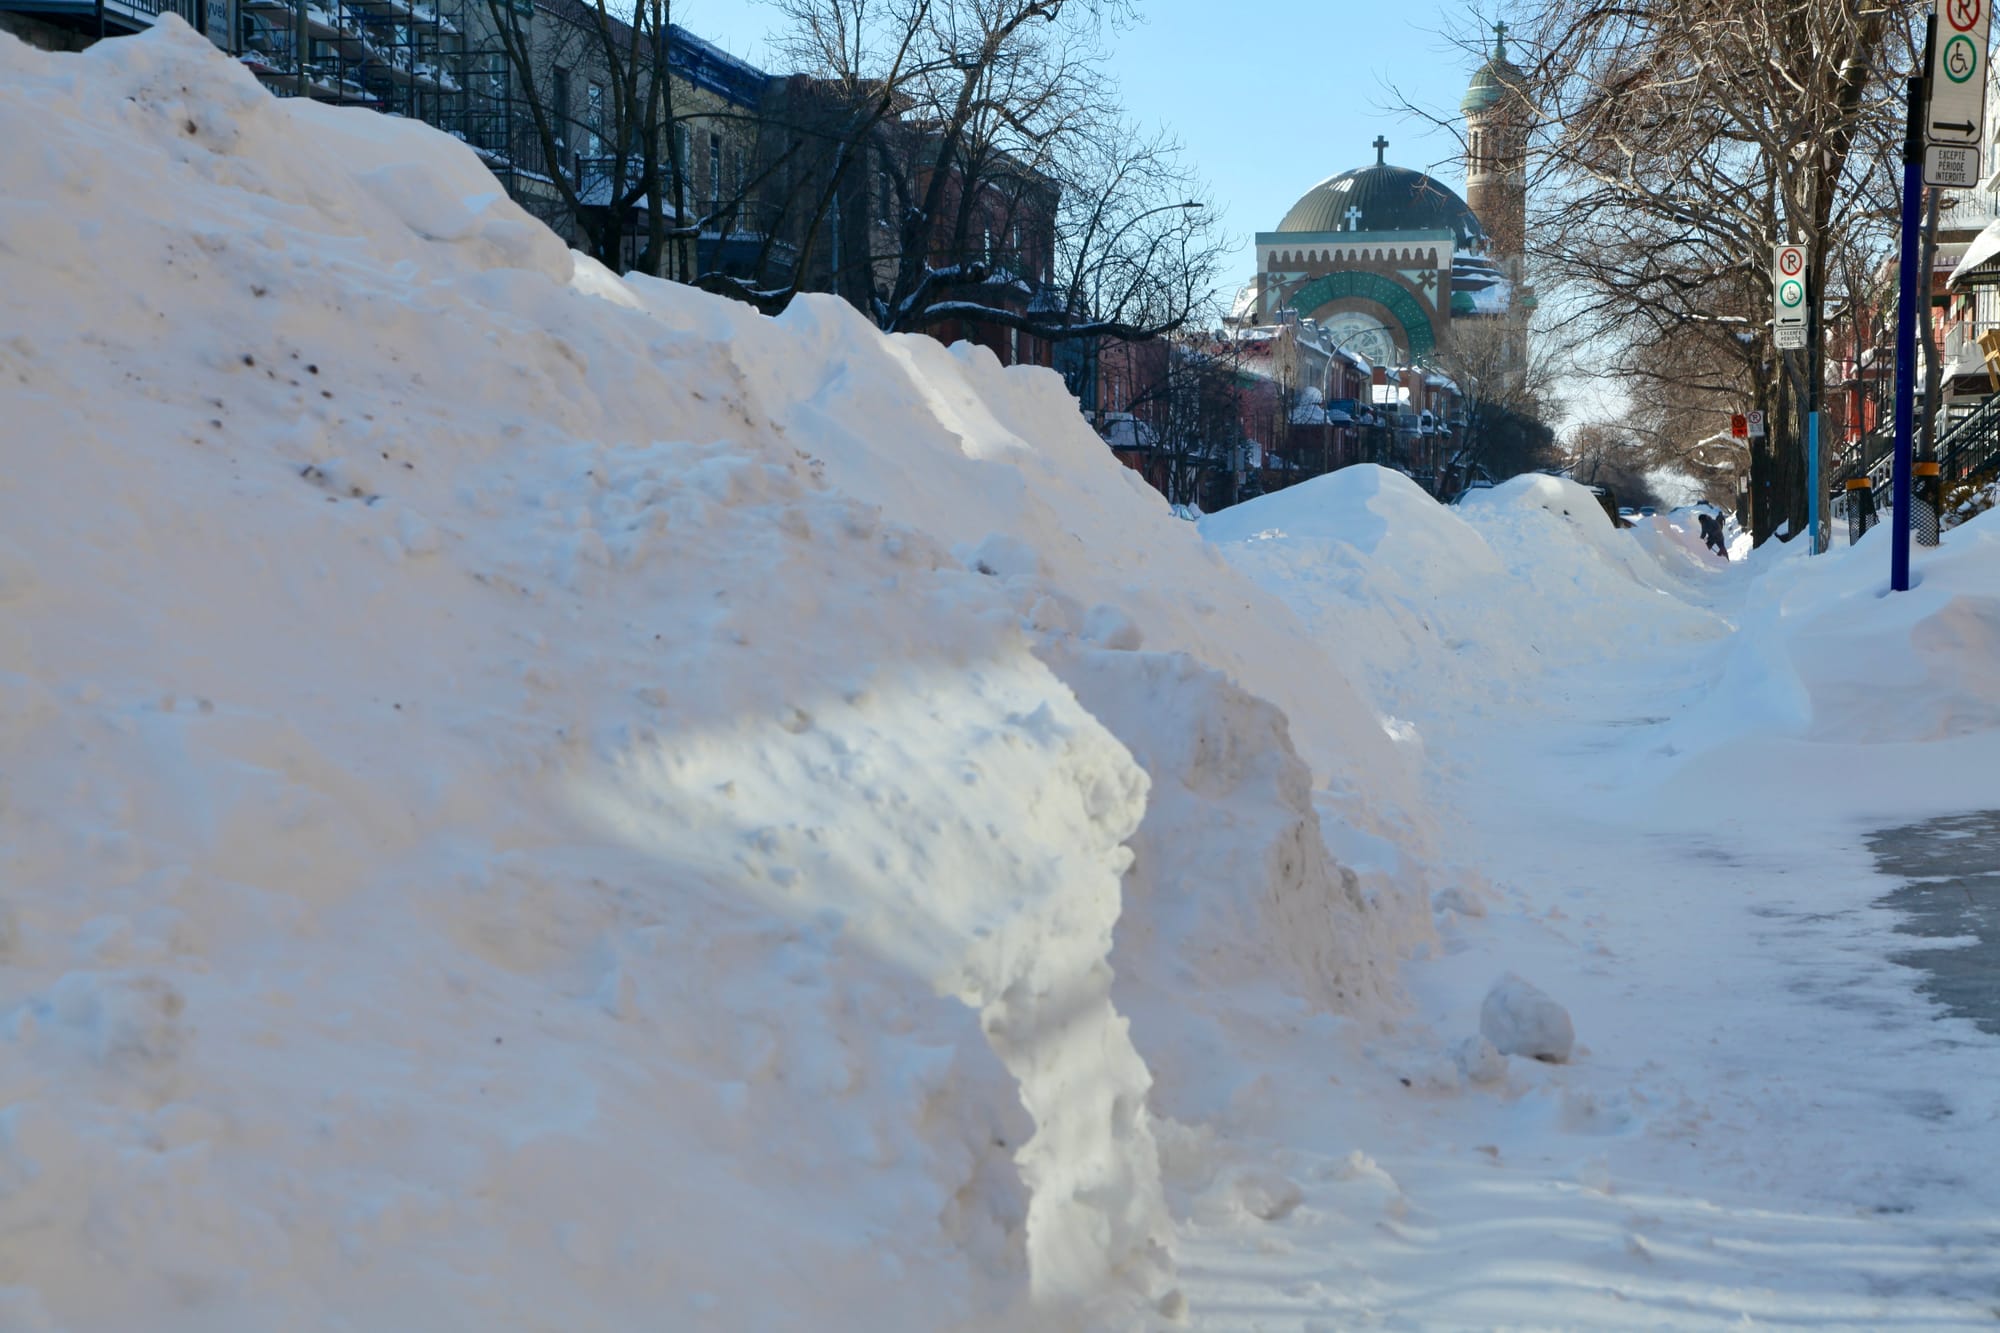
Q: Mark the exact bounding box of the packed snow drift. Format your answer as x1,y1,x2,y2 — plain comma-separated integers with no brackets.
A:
9,19,2000,1333
0,22,1433,1331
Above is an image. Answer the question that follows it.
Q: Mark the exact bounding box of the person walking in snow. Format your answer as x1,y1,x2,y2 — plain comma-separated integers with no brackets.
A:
1697,510,1727,558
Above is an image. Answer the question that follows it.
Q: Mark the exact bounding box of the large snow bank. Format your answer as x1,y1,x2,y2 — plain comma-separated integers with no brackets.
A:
1681,511,2000,748
1200,468,1727,735
0,22,1433,1329
1199,464,1500,583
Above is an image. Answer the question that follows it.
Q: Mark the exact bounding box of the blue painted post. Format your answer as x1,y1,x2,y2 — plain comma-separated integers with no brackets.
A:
1808,409,1820,553
1892,78,1922,592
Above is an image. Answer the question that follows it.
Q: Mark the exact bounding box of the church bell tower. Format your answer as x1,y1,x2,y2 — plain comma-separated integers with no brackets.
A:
1461,19,1532,394
1461,20,1529,283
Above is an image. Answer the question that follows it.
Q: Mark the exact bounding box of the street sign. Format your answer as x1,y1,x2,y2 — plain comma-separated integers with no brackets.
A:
1926,143,1983,187
1927,0,1991,149
1775,326,1808,350
1731,414,1748,439
1746,411,1767,438
1773,244,1809,344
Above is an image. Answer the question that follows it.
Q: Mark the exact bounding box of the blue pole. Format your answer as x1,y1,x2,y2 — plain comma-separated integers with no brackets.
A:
1808,410,1820,554
1892,77,1921,593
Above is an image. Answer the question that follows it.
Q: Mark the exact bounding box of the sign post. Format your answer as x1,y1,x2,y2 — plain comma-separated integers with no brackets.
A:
1927,0,1991,186
1894,75,1926,592
1893,2,1993,583
1927,0,1991,154
1772,245,1809,351
1771,246,1819,550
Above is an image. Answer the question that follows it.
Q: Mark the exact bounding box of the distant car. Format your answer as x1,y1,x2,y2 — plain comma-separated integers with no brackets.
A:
1450,480,1497,505
1639,505,1657,517
1618,506,1638,517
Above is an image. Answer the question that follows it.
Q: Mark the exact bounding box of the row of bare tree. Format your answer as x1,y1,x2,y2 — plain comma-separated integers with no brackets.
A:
474,0,1226,347
1425,0,1928,541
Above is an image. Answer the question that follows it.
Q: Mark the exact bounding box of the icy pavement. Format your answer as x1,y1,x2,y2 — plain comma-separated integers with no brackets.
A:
1870,811,2000,1040
1183,494,2000,1329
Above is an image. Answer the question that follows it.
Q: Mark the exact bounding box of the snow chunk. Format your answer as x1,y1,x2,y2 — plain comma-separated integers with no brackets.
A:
1451,1034,1508,1084
1479,973,1575,1063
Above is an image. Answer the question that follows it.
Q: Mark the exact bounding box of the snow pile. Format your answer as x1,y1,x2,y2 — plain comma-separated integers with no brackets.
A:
1201,468,1726,733
1199,463,1498,578
631,273,1442,1074
1048,648,1398,1120
0,22,1442,1329
1684,510,2000,747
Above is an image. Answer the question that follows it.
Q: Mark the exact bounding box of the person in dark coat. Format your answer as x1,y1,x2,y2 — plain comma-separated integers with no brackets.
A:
1697,510,1727,558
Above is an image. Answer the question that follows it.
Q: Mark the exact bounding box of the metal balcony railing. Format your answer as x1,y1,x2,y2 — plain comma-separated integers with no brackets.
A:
1933,389,2000,487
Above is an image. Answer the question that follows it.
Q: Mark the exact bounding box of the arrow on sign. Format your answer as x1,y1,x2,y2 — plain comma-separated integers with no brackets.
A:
1934,119,1979,134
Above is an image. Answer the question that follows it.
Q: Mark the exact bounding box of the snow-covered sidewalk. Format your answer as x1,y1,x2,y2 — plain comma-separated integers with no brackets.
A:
1181,493,2000,1328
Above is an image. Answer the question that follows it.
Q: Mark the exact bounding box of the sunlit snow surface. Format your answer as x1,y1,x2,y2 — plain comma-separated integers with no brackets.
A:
1192,473,2000,1328
5,19,2000,1331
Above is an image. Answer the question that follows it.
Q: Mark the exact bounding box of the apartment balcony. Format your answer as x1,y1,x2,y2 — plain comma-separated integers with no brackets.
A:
8,0,198,35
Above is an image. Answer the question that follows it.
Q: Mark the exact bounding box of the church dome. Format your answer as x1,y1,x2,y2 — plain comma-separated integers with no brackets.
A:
1462,22,1526,114
1275,146,1487,250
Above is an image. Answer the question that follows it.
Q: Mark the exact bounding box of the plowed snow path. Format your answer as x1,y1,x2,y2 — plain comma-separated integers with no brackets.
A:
1175,550,2000,1330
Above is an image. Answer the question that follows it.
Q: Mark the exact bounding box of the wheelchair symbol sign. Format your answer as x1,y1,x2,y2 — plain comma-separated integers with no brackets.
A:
1946,34,1979,83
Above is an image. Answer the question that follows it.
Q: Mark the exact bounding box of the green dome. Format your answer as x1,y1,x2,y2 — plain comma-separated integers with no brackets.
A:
1277,148,1487,249
1462,21,1526,115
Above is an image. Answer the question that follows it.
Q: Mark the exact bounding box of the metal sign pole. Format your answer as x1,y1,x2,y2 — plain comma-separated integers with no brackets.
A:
1809,409,1821,553
1894,77,1923,592
1807,260,1821,554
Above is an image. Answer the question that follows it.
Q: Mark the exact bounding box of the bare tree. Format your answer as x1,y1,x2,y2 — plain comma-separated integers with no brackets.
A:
481,0,681,273
1430,309,1562,490
1137,339,1245,509
1501,0,1918,544
771,0,1224,346
1565,419,1665,508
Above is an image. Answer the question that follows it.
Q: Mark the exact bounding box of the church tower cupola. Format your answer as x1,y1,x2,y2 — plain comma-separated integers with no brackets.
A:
1461,20,1529,272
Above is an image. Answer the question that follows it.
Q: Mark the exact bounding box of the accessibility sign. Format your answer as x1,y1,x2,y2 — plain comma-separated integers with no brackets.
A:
1773,244,1809,345
1927,0,1991,151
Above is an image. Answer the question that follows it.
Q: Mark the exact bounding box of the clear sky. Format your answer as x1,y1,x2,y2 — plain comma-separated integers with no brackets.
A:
674,0,1497,303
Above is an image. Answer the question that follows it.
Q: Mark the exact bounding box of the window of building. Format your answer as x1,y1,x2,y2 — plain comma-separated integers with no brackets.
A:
878,169,893,222
585,82,603,157
709,132,722,206
676,124,692,211
552,67,571,147
829,194,843,278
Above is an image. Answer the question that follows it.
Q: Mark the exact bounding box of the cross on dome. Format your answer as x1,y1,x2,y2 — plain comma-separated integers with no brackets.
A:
1343,204,1363,230
1373,135,1389,165
1493,19,1509,58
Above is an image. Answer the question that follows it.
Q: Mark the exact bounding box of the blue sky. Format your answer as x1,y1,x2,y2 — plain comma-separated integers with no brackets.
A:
676,0,1496,297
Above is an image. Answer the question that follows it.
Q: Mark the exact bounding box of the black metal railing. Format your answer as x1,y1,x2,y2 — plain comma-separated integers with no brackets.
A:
1932,390,2000,486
